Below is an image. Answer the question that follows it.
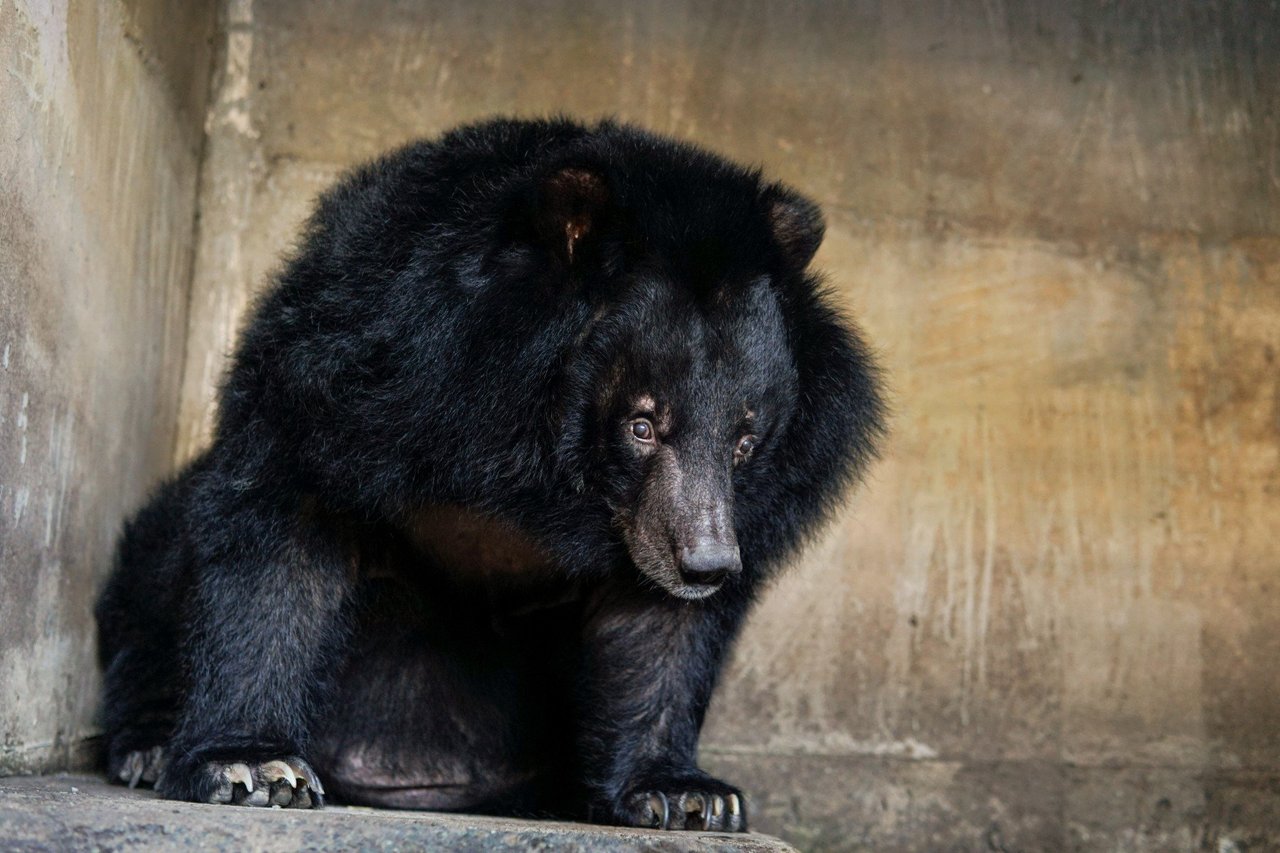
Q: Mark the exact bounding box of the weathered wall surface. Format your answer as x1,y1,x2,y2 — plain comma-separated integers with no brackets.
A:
173,2,1280,849
0,0,215,772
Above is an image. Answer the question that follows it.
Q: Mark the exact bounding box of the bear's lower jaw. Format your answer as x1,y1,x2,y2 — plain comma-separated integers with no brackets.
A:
636,565,725,600
667,581,723,601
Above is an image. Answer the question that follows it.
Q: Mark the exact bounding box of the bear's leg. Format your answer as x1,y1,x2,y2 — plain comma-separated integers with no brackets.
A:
309,580,571,815
100,645,179,788
156,476,355,808
575,581,752,832
96,470,194,790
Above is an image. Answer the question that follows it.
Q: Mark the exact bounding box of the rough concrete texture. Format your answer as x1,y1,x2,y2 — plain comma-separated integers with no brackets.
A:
0,775,795,852
0,0,215,774
4,0,1280,851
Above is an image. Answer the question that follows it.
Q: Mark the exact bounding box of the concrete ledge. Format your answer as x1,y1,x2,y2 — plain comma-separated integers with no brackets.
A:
0,775,795,851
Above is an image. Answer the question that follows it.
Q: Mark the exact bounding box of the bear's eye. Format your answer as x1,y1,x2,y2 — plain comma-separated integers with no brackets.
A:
629,419,655,443
734,434,757,463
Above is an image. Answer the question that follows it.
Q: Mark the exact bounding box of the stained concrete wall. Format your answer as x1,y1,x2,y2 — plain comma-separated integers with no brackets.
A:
3,1,1278,850
0,0,215,772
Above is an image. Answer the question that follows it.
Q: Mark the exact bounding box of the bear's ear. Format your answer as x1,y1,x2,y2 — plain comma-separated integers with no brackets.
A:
763,183,825,269
535,166,610,264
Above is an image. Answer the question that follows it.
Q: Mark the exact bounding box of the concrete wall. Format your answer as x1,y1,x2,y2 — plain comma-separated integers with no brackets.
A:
0,0,215,772
3,0,1278,850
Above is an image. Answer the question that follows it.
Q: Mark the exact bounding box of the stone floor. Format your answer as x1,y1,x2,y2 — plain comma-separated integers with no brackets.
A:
0,775,794,852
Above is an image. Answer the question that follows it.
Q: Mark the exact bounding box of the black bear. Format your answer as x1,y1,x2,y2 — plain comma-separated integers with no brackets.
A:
95,117,885,832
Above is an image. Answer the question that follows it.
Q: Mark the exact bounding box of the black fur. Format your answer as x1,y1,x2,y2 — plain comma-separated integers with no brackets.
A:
95,117,885,829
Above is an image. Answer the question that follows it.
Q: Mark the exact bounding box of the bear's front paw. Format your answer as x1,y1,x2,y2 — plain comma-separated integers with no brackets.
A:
601,772,747,832
159,755,324,808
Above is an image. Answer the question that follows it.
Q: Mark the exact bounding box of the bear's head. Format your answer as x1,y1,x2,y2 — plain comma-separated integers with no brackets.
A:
593,277,802,600
527,154,840,600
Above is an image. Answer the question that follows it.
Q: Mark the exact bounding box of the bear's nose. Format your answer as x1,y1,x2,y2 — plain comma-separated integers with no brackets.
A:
677,542,742,587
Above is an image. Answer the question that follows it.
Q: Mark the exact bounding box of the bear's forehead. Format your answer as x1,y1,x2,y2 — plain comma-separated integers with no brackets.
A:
626,271,781,323
629,276,786,354
612,287,794,405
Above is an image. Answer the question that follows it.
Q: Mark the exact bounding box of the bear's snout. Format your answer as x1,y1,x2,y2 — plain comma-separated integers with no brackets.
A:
620,443,743,600
676,541,742,588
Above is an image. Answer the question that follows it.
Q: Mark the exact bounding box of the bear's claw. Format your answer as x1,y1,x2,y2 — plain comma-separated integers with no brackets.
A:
649,792,670,830
117,746,167,789
621,783,746,831
206,756,323,809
